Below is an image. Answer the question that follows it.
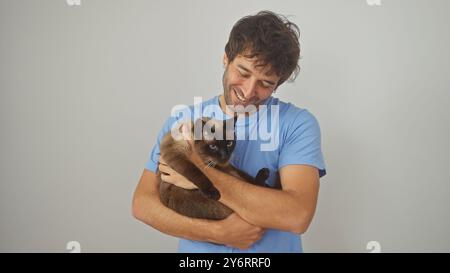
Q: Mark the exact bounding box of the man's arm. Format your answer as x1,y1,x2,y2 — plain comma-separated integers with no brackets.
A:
190,153,320,234
132,169,265,249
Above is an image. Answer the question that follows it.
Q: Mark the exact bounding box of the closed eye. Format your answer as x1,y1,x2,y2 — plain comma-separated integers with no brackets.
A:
226,141,233,147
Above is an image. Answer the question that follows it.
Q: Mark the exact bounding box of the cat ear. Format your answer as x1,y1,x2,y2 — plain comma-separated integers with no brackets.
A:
194,117,211,128
180,122,193,140
202,118,217,140
201,116,211,124
194,118,204,140
224,116,237,140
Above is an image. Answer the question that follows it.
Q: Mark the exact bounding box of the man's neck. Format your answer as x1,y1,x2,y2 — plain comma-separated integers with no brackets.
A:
218,95,235,116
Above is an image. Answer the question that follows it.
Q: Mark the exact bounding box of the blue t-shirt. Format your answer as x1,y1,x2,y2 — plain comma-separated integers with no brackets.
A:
145,95,326,253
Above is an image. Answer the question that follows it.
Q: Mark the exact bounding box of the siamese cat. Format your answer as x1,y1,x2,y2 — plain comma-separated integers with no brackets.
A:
157,117,280,220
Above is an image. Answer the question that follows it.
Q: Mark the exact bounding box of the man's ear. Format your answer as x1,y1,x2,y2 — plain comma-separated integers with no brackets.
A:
223,52,229,67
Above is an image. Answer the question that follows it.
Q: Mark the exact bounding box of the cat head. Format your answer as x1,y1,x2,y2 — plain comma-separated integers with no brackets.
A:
192,116,238,166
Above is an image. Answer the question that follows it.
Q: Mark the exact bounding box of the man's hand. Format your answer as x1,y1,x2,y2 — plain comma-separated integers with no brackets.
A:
158,158,198,190
214,213,266,250
158,156,265,249
182,138,207,168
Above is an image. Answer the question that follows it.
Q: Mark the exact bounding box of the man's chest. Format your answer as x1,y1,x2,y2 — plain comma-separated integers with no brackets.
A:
230,140,280,187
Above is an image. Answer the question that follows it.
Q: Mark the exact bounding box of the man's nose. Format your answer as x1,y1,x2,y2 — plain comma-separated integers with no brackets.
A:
242,78,257,98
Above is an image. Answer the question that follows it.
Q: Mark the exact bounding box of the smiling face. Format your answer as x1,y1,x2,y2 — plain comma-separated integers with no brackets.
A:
222,53,280,113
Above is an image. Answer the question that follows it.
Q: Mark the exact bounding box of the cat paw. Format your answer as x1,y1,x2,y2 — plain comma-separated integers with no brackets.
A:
203,188,221,201
256,168,270,181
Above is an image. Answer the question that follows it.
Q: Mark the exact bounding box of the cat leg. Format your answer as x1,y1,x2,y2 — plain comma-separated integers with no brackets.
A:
198,180,221,201
225,165,269,187
182,167,221,201
254,168,270,186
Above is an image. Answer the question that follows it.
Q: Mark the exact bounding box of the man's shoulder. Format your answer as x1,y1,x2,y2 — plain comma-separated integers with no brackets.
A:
270,97,318,127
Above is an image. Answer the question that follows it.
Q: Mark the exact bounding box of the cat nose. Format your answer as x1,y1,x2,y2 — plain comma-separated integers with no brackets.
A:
220,151,227,160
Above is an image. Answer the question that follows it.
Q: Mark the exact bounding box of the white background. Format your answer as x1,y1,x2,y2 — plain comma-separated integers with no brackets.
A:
1,0,449,252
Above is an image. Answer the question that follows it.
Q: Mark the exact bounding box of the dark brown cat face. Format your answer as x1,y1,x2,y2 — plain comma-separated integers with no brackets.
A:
193,117,237,166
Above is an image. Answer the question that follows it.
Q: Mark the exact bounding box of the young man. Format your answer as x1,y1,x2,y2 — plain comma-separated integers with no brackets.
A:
132,10,326,253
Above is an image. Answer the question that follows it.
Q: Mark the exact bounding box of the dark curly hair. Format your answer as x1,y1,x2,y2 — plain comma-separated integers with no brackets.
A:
225,10,301,88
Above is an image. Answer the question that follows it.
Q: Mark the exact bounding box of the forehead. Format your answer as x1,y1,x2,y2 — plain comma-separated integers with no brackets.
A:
233,54,279,79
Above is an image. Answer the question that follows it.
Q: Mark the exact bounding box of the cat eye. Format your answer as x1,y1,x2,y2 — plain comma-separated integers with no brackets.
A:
209,144,218,150
226,141,233,147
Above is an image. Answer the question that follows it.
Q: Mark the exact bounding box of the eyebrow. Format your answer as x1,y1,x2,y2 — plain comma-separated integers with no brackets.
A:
237,64,276,86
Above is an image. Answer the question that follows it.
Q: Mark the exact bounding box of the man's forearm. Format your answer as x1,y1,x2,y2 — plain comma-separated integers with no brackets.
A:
197,165,306,233
133,191,223,244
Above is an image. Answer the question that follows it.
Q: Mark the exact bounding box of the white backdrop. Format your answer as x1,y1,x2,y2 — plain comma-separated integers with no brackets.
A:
1,0,449,252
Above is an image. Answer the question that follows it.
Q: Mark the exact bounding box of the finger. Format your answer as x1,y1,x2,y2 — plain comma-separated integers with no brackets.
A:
255,226,264,233
160,173,173,183
158,164,171,174
238,245,251,250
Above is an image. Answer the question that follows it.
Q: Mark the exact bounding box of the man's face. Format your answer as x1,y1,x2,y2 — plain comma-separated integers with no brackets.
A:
222,54,280,111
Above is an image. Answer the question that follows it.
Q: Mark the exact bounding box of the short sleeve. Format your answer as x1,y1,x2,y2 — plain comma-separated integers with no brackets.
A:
278,110,327,178
144,116,178,173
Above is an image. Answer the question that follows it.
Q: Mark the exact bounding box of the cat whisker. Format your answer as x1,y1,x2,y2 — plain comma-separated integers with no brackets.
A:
208,161,214,169
209,160,217,168
204,160,211,169
203,159,217,170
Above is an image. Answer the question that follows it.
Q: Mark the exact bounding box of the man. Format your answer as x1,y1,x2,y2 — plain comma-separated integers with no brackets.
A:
132,10,326,253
